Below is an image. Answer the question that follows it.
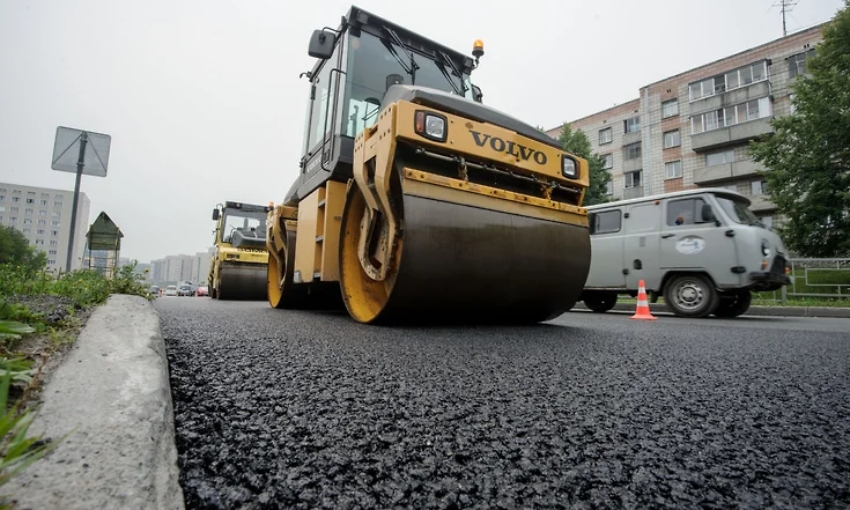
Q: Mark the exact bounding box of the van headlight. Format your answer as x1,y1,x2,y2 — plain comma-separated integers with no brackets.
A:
562,155,579,179
761,240,770,257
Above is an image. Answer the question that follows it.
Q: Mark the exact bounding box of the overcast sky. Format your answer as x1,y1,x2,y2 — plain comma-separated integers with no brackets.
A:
1,0,843,263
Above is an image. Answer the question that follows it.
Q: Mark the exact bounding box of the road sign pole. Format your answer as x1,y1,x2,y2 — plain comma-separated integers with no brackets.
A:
65,132,88,273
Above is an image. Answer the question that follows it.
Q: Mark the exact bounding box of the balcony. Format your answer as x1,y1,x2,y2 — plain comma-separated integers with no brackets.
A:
749,195,776,212
623,186,644,199
623,156,642,173
689,82,771,117
693,158,764,185
691,117,774,152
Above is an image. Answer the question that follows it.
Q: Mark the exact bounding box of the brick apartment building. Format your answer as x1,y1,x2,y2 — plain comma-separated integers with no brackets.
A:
545,23,825,231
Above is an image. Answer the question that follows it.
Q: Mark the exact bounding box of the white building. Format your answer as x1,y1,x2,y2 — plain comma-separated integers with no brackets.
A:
0,181,91,271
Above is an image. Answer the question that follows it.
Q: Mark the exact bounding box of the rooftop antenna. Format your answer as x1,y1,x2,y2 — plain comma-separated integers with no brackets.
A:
771,0,799,36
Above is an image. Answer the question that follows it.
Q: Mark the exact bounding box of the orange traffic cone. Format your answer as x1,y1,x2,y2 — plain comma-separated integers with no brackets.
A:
631,279,657,320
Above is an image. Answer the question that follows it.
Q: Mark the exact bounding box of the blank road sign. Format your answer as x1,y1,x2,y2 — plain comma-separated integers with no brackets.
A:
51,126,111,177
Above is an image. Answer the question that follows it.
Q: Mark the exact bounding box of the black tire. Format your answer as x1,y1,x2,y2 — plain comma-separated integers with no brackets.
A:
583,292,618,313
713,289,752,318
663,274,719,318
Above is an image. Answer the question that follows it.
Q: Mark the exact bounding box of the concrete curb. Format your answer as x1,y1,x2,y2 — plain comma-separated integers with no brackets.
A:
6,295,185,510
571,302,850,318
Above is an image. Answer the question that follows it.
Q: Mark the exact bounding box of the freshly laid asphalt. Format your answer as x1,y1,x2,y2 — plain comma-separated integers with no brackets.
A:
156,297,850,510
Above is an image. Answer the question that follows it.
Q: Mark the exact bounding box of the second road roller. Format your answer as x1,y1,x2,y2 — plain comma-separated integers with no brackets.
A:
209,200,272,300
266,5,592,324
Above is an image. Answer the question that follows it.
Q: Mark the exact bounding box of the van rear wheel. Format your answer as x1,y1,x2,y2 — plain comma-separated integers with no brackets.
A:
713,289,752,318
583,292,618,313
664,274,719,318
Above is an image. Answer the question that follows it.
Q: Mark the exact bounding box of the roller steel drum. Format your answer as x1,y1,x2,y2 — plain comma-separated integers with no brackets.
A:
339,182,592,325
218,263,268,301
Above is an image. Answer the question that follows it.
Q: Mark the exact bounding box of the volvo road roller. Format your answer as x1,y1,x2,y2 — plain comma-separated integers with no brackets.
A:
209,201,272,300
265,5,592,324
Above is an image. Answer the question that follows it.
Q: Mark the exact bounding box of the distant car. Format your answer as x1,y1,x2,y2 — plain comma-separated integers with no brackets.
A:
164,285,178,297
196,285,209,297
177,285,194,297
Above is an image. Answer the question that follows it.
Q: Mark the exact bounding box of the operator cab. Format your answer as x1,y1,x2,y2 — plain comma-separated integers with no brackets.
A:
285,6,485,204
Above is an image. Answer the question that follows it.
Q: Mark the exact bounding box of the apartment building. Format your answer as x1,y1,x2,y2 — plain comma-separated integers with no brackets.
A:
150,247,214,286
546,24,825,230
0,182,91,271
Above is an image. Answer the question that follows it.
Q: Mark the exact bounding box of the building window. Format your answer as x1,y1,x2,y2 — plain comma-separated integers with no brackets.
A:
51,230,58,236
605,181,614,195
623,142,641,160
52,211,60,218
23,228,31,234
688,74,725,101
37,229,45,235
663,129,680,148
788,49,816,77
601,153,613,169
590,210,621,235
39,199,48,206
751,179,767,196
48,259,56,266
662,99,679,118
12,197,19,202
10,207,18,214
9,217,16,223
724,61,768,91
50,240,58,246
23,218,32,224
49,250,57,256
52,221,61,227
598,127,613,145
759,215,773,230
706,149,736,166
25,198,34,204
665,160,683,179
624,116,640,133
691,97,772,134
54,201,63,208
38,210,46,216
38,219,46,225
25,208,33,215
624,170,642,188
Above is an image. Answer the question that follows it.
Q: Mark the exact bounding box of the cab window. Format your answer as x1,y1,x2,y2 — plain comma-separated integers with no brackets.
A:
666,197,708,226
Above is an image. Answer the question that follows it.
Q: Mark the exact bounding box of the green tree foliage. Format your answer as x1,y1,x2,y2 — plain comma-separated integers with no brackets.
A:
0,227,46,274
748,1,850,257
557,123,611,206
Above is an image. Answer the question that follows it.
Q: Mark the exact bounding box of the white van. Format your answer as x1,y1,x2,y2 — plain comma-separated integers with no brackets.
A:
579,188,791,318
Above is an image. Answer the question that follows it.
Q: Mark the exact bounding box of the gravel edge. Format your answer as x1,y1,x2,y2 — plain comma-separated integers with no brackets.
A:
4,294,185,510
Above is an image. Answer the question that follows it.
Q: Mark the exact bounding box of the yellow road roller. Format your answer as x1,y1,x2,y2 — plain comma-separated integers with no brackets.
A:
209,201,272,300
266,5,592,324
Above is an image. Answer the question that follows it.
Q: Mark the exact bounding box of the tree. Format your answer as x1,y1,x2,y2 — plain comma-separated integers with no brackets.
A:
747,1,850,257
556,123,611,206
0,226,47,273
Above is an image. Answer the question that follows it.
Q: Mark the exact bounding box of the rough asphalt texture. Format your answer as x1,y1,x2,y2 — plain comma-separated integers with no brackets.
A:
158,298,850,510
7,295,185,510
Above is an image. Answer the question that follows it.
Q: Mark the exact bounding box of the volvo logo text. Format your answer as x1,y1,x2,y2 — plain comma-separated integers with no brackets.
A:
469,130,548,165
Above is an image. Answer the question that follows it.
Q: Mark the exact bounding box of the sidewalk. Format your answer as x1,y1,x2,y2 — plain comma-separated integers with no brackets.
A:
571,302,850,318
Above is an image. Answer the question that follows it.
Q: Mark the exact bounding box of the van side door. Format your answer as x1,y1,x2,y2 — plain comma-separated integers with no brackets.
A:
623,202,663,291
585,209,626,290
659,195,738,286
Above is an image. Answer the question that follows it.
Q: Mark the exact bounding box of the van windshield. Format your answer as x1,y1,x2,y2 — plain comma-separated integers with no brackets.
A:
716,196,761,226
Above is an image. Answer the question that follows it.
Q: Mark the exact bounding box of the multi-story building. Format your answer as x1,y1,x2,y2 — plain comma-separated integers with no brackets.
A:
150,247,214,286
0,182,91,271
546,23,825,230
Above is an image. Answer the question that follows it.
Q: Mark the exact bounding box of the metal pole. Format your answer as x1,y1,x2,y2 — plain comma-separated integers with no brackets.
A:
65,132,87,272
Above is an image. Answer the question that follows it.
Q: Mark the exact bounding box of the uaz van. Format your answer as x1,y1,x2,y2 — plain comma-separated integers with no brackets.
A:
578,188,791,318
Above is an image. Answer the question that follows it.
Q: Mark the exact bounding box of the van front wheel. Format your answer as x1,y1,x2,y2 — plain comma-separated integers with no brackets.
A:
664,274,719,318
